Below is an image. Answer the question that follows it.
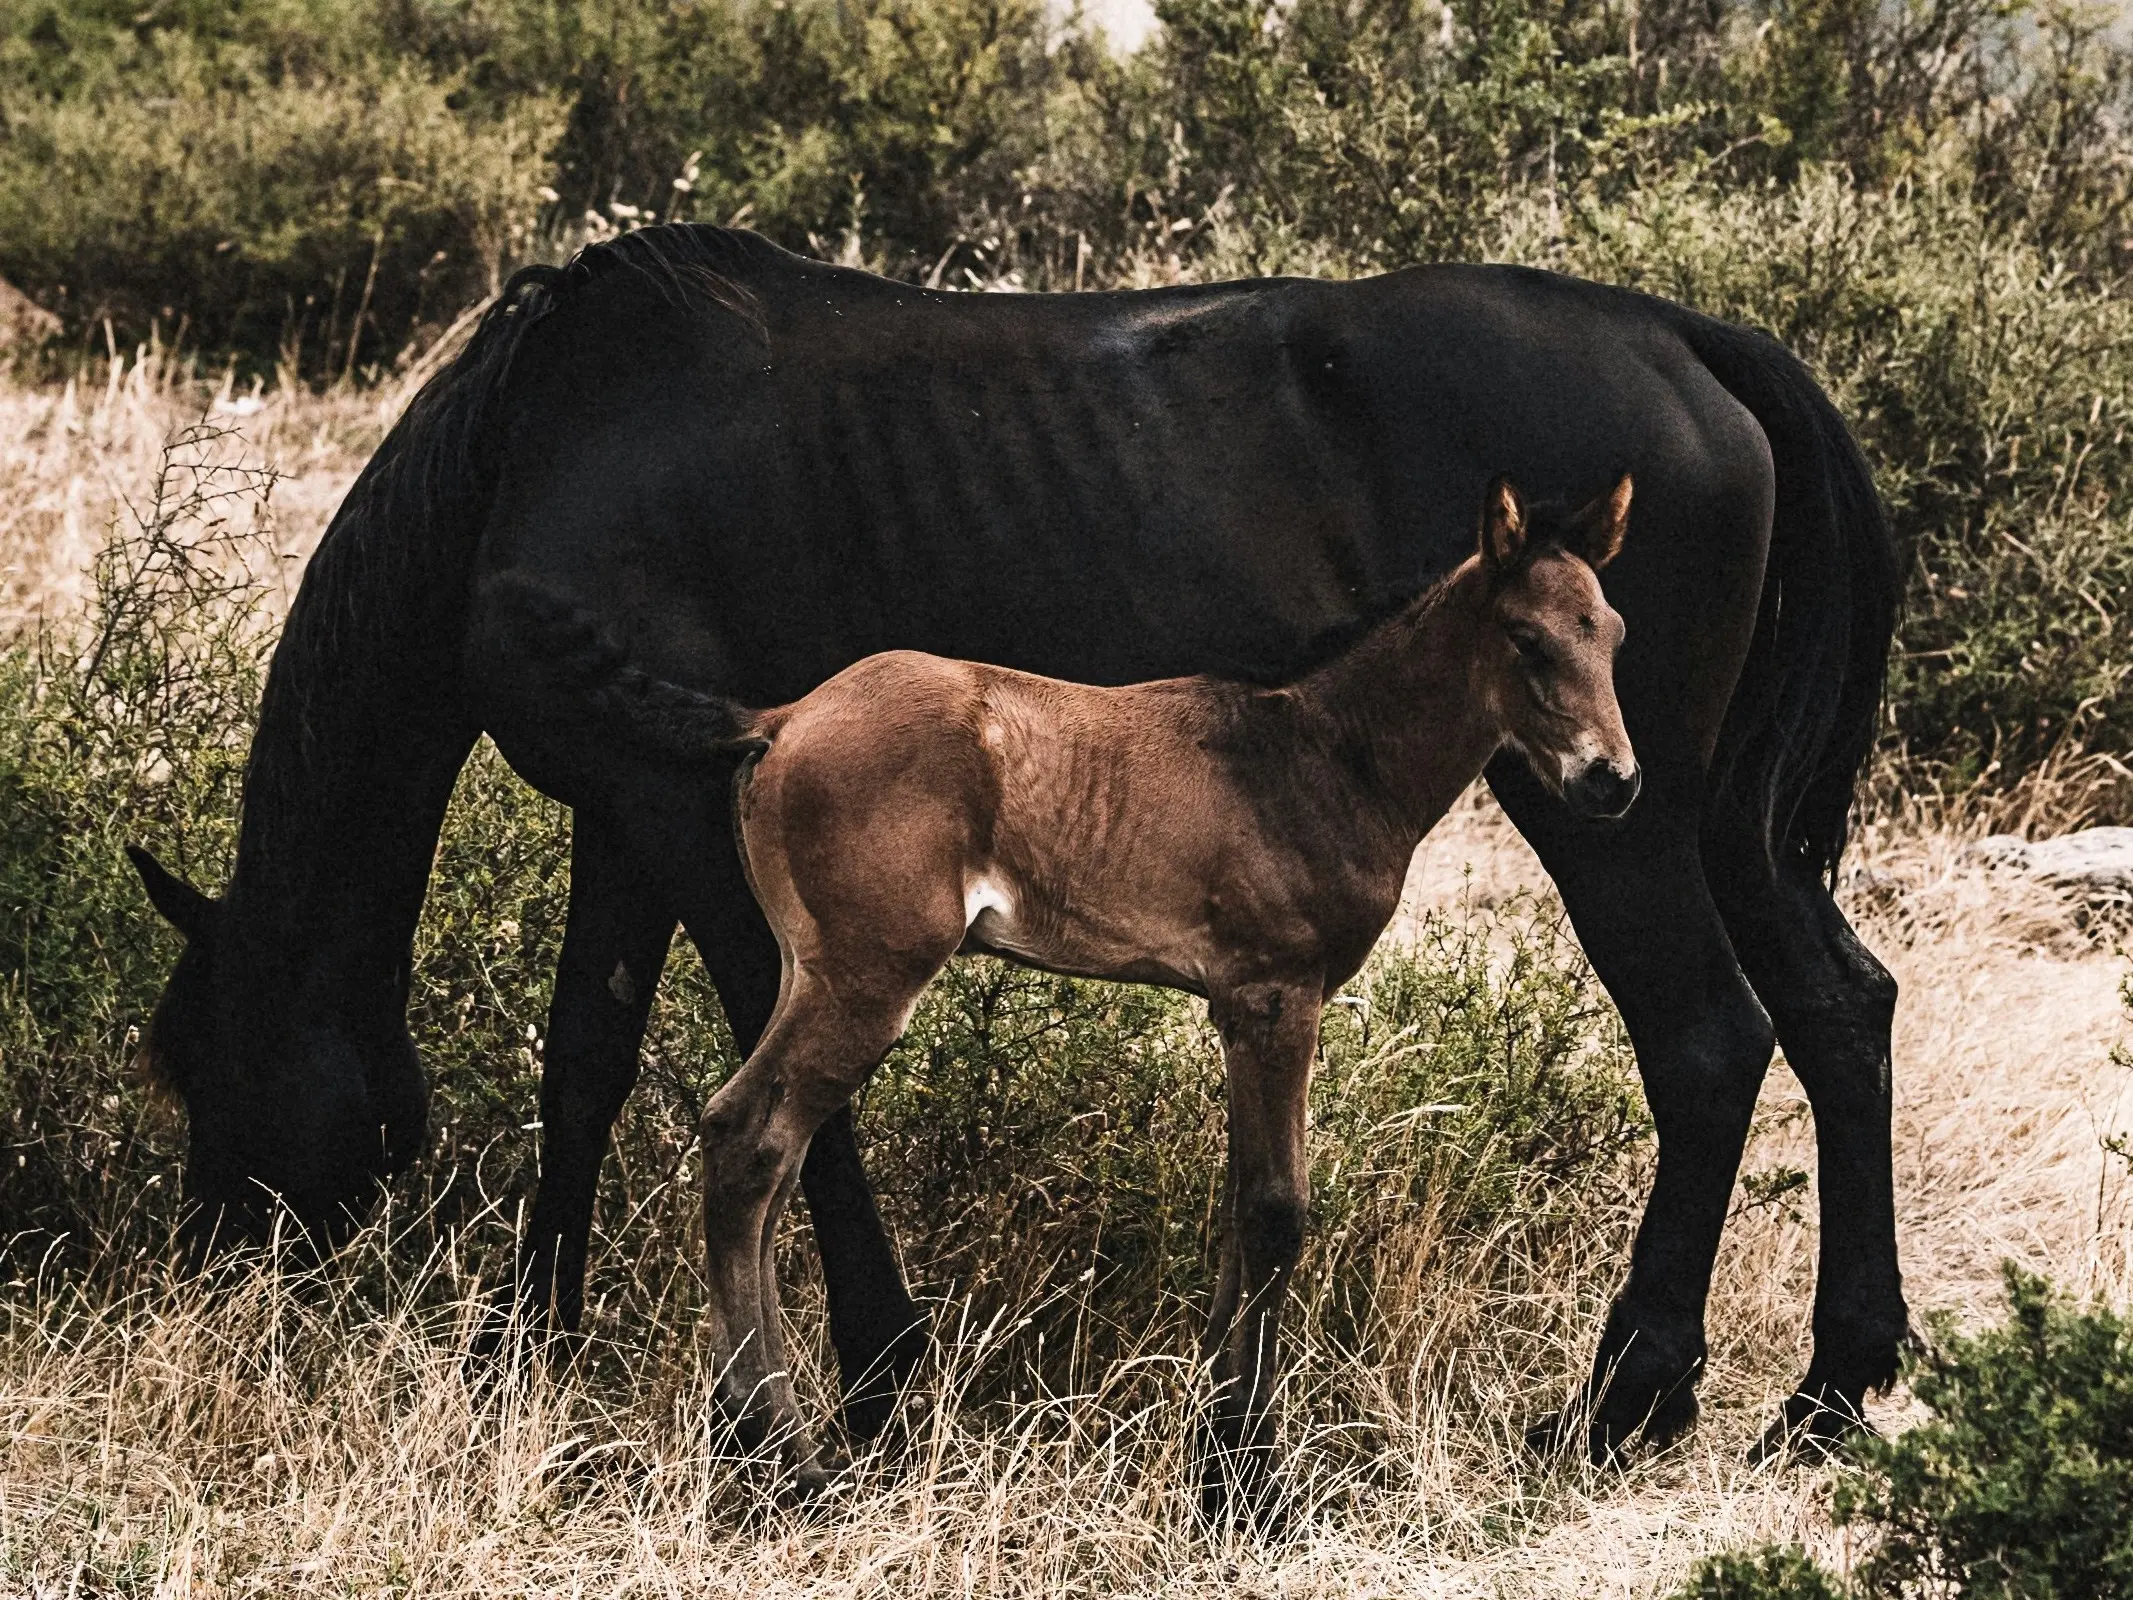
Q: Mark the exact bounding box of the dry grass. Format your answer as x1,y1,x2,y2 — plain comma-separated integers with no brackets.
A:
0,342,401,633
1,375,2128,1598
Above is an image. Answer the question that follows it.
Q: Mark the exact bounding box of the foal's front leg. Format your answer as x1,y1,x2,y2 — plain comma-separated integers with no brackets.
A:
1200,978,1321,1529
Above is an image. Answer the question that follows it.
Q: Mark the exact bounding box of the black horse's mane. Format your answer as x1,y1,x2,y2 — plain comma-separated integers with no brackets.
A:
230,226,764,943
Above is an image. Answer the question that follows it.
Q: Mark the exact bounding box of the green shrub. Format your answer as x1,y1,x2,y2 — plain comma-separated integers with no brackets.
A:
0,44,562,379
1668,1267,2133,1600
1841,1267,2133,1599
0,0,1105,367
1673,1548,1850,1600
0,425,265,1247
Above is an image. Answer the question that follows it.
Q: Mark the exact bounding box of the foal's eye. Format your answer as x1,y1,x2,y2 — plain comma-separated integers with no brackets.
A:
1508,628,1547,665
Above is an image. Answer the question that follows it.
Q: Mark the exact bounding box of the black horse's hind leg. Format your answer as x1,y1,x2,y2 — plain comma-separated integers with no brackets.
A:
1706,833,1907,1457
622,800,928,1442
476,812,674,1355
473,807,924,1436
801,1107,928,1438
1490,756,1776,1460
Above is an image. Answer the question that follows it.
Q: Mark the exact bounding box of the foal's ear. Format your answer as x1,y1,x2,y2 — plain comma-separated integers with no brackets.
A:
128,845,214,943
1478,476,1527,574
1567,472,1633,571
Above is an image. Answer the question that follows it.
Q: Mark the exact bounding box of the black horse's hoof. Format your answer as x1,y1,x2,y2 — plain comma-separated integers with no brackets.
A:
1634,1382,1702,1456
1749,1388,1870,1466
466,1297,514,1368
1524,1384,1699,1466
1195,1437,1290,1538
464,1286,573,1382
777,1444,852,1512
1520,1411,1639,1467
1522,1408,1587,1459
838,1385,901,1446
1198,1477,1291,1538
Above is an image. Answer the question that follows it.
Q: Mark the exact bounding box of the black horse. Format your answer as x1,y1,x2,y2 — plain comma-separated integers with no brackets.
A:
131,225,1904,1473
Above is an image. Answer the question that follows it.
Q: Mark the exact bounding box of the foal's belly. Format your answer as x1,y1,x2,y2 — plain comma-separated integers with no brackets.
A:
955,869,1215,998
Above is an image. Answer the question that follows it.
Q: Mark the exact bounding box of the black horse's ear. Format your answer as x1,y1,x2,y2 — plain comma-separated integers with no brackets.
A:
1479,476,1527,573
1568,472,1633,571
128,845,213,942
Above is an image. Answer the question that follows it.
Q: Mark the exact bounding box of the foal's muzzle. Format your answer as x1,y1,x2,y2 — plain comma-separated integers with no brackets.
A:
1566,759,1642,821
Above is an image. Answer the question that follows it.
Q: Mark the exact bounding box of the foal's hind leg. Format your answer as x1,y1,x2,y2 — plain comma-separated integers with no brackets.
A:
1199,978,1320,1529
1491,757,1776,1460
583,771,926,1439
1705,830,1907,1457
696,971,926,1494
676,826,927,1440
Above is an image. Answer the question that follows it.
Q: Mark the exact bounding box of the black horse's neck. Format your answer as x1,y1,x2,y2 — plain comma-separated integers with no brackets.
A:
218,340,528,1039
226,516,478,1041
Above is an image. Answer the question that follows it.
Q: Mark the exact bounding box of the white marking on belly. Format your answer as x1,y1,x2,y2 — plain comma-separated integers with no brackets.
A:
963,875,1015,936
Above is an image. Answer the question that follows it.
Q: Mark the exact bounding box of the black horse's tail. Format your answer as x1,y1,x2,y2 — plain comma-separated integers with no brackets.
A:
479,573,773,763
1675,313,1900,882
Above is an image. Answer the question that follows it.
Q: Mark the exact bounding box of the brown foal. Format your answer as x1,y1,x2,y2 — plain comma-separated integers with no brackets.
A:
694,474,1638,1517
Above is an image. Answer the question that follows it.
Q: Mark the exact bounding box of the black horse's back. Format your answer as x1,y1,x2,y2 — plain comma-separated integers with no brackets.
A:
473,230,1786,778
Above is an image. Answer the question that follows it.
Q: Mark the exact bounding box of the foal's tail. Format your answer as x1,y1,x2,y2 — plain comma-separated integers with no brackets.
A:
1676,313,1900,883
481,574,774,762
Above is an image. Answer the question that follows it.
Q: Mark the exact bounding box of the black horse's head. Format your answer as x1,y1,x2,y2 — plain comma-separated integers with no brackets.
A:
128,845,429,1255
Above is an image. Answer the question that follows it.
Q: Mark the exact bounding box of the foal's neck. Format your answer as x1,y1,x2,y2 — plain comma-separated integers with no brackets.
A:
1291,563,1501,842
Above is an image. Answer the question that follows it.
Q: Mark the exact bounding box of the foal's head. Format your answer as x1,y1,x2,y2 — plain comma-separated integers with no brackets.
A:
1475,474,1640,822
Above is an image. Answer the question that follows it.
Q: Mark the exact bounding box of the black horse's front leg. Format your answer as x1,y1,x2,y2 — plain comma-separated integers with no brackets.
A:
476,811,673,1357
1493,761,1776,1460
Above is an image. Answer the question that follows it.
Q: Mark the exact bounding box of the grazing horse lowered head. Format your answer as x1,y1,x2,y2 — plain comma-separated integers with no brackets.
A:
127,840,434,1253
596,472,1635,1521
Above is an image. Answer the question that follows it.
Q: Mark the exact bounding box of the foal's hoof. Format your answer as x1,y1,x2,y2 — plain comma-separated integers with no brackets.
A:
1749,1389,1870,1466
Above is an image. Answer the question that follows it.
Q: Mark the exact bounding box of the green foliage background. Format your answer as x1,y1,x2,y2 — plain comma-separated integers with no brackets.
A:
6,0,2132,796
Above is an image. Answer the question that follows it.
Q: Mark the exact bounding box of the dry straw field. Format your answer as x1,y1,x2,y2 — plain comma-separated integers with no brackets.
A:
0,353,2128,1597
